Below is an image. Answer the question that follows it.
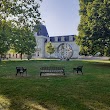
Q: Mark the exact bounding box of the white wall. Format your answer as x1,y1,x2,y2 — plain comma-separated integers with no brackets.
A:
44,41,79,58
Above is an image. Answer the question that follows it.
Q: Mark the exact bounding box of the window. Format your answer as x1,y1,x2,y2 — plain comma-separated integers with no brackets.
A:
50,37,55,42
61,37,65,41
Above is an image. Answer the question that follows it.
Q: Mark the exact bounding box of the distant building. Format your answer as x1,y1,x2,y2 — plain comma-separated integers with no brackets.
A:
34,24,80,59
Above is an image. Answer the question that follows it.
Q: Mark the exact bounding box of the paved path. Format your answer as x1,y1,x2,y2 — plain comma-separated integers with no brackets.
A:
78,56,110,61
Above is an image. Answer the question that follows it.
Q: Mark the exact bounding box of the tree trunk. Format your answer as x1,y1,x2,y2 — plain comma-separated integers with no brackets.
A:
0,54,1,62
20,53,22,60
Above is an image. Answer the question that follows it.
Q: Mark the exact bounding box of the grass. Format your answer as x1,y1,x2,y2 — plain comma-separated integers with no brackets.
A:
0,59,110,110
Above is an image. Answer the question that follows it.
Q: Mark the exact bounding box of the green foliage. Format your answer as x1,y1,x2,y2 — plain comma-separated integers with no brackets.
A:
11,27,36,59
77,0,110,56
0,0,42,28
0,20,12,56
0,0,42,59
45,42,55,56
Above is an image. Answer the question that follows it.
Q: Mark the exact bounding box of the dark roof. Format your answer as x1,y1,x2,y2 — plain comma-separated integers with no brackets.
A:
50,37,55,42
50,35,75,42
37,24,49,37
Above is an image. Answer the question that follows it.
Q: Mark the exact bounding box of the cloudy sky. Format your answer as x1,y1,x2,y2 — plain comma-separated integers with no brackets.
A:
39,0,80,36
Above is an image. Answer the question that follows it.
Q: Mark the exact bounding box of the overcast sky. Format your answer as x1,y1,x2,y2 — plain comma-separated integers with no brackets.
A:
39,0,80,36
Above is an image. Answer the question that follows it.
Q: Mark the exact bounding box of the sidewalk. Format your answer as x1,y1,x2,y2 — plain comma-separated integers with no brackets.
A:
78,56,110,60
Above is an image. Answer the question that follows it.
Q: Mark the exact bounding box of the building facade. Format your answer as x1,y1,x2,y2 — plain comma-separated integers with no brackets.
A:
34,24,80,59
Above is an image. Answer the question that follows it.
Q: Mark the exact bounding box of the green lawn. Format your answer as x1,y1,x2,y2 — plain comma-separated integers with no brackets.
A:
0,59,110,110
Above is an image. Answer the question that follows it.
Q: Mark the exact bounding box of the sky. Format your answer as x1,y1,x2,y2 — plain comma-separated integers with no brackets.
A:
39,0,80,36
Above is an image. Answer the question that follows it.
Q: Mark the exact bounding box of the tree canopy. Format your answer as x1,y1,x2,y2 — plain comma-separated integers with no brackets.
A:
11,26,36,59
0,0,42,59
0,0,42,28
77,0,110,56
0,19,12,56
45,42,55,57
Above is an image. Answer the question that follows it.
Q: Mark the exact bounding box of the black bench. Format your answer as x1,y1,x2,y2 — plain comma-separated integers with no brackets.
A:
73,66,83,75
16,67,27,76
40,67,65,76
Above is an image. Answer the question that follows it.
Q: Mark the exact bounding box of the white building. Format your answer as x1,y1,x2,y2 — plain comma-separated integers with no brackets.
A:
34,24,80,59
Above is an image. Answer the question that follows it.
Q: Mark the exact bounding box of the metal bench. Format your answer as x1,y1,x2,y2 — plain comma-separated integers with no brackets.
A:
73,66,83,75
16,67,27,76
40,67,65,76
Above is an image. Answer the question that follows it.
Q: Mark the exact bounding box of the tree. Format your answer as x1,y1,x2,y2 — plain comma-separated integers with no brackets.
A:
0,19,12,57
11,26,36,60
0,0,42,59
23,27,36,60
0,0,42,29
77,0,110,56
45,42,55,57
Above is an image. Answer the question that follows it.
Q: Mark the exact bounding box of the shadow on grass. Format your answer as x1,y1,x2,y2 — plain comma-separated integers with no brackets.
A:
93,62,110,67
0,60,110,110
